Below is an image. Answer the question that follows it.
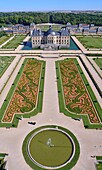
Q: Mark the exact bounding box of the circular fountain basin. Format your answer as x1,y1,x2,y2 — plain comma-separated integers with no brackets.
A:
28,128,74,169
22,125,80,170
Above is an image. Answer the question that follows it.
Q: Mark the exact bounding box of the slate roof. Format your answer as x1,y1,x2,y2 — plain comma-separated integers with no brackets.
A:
32,29,44,36
5,30,13,33
44,28,59,36
32,27,70,37
60,29,69,36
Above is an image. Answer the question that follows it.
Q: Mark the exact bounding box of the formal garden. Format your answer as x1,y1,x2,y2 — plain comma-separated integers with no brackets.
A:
22,125,80,170
0,56,15,77
56,58,102,129
76,36,102,49
0,58,45,127
2,35,25,49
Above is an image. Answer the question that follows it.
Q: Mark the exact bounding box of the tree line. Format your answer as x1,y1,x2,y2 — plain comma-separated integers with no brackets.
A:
0,12,102,27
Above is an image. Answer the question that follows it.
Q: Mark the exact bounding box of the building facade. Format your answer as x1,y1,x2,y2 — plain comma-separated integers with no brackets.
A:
31,26,70,49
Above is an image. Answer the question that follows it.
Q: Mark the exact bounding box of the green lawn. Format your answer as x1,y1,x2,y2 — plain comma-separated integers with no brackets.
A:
29,130,72,167
93,58,102,69
96,156,102,170
0,56,15,77
2,35,26,49
76,36,102,49
36,24,64,31
22,125,80,170
97,163,102,170
0,35,12,45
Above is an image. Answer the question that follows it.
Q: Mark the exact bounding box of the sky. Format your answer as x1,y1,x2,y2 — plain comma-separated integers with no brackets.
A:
0,0,102,12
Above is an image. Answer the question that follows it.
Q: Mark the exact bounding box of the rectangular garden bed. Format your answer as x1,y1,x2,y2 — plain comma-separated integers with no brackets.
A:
56,58,102,128
0,58,45,127
0,35,13,45
2,35,26,49
76,36,102,49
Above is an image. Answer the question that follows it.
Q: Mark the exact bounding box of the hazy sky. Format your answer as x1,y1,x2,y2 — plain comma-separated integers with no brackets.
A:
0,0,102,12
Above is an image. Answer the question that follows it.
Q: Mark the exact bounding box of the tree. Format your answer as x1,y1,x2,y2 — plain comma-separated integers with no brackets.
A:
0,31,7,37
0,12,102,26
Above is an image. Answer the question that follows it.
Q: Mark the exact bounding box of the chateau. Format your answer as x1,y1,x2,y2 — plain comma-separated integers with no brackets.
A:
31,26,70,49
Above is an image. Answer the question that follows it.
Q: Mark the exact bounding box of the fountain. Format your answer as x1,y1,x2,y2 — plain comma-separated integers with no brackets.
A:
23,126,79,169
46,138,54,147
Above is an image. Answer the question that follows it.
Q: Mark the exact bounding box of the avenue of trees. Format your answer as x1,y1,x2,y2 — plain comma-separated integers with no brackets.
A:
0,12,102,26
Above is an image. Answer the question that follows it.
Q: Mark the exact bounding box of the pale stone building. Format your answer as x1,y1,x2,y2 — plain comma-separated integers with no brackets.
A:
31,26,70,49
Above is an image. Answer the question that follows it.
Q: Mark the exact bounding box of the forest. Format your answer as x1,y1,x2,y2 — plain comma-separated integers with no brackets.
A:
0,12,102,26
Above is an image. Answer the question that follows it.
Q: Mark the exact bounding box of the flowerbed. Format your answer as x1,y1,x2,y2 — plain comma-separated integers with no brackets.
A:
59,59,100,123
2,59,42,122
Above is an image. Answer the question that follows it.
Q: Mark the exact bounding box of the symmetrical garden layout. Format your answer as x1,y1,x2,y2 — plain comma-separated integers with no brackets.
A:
1,58,45,123
0,56,15,78
56,58,101,125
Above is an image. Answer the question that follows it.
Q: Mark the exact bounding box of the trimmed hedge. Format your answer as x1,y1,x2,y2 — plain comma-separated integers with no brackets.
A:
56,58,102,129
0,58,46,128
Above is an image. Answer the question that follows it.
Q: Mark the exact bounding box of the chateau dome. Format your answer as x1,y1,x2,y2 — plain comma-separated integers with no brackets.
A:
45,27,59,36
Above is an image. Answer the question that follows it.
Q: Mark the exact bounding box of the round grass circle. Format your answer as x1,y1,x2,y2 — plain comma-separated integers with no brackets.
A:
22,125,80,170
28,129,74,168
